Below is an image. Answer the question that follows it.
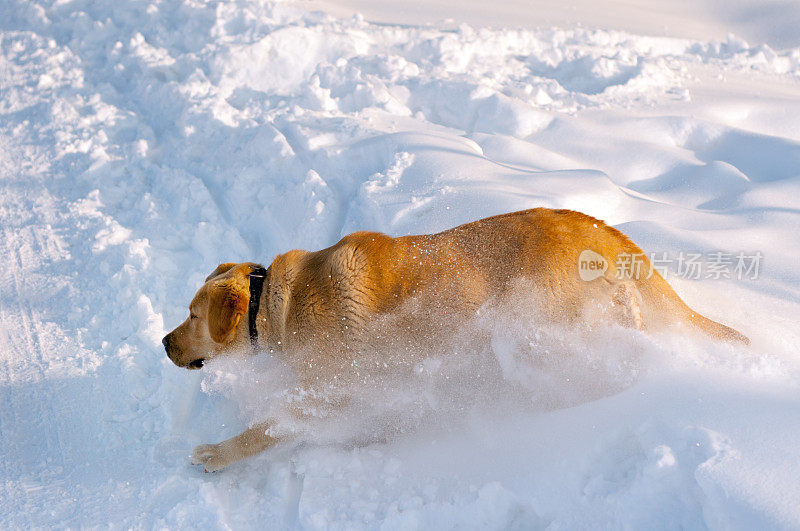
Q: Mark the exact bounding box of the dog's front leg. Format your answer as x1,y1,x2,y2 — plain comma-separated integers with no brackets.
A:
190,422,276,472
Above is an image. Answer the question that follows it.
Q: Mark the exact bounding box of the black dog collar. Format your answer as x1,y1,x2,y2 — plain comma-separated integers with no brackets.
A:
248,265,268,350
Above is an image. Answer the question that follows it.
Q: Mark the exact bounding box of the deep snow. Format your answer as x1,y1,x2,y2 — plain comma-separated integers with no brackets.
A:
1,0,800,528
305,0,800,49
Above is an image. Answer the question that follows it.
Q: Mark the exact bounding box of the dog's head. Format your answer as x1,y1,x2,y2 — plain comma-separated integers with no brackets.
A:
163,262,266,369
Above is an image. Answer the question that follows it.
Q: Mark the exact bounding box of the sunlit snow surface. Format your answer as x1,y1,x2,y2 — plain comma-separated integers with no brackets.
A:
1,1,800,528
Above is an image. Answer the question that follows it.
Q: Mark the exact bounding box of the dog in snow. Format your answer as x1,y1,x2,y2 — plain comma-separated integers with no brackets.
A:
162,208,748,472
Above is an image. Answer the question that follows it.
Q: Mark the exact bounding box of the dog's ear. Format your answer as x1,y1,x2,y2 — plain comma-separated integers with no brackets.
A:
206,262,239,282
207,265,251,343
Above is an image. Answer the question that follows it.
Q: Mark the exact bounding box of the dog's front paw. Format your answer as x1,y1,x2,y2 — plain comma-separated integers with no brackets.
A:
190,443,231,473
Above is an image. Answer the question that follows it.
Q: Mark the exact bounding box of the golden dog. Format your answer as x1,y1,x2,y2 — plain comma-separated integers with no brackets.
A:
162,208,747,472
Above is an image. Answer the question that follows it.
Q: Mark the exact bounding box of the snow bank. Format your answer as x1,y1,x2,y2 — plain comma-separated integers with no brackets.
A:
1,0,800,528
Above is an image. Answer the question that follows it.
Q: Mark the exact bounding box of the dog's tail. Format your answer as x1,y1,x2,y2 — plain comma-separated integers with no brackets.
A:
685,309,750,345
640,270,750,346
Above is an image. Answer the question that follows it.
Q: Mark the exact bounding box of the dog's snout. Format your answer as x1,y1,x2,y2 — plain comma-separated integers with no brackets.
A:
162,334,171,350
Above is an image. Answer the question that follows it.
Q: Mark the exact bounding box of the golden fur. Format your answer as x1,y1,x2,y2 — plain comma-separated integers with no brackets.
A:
163,208,747,471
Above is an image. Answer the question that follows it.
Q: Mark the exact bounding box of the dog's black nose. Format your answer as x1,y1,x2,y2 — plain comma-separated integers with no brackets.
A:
162,334,171,351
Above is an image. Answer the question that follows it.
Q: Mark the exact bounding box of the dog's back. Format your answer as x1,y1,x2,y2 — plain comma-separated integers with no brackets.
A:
268,208,748,354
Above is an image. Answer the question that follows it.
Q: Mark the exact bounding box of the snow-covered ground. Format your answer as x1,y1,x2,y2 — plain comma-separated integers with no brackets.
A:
2,0,800,528
303,0,800,49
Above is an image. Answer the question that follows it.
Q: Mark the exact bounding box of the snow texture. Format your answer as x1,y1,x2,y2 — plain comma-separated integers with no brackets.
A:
1,0,800,528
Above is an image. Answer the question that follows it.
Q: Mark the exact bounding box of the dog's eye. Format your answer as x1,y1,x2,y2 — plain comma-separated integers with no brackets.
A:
190,314,198,320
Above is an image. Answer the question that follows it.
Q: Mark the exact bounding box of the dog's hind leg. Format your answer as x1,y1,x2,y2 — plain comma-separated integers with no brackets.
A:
610,281,645,331
191,422,276,472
